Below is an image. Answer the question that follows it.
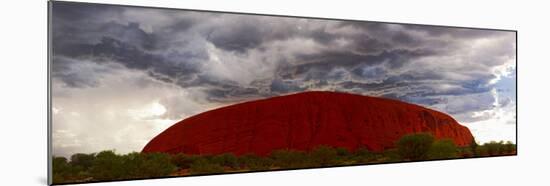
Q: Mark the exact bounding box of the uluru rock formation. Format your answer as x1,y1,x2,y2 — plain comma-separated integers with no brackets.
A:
143,91,473,156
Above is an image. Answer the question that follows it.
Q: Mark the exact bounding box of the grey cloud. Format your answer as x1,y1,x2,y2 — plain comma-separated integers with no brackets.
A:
203,86,263,103
269,79,306,94
277,48,437,86
51,2,515,124
51,56,119,88
61,36,204,84
52,2,123,22
402,24,508,39
207,21,264,53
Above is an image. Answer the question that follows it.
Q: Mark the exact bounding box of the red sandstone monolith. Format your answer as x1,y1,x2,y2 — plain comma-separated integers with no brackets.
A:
142,91,473,156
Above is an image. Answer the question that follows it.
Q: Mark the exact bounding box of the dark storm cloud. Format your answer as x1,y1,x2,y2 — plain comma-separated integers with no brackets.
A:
57,21,156,51
291,48,437,71
52,2,208,89
51,57,101,88
51,2,516,122
402,24,508,39
51,2,123,22
53,35,207,88
207,21,264,53
205,16,335,53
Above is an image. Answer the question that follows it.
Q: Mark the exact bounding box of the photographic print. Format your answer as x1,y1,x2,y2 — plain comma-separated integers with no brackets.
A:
48,1,517,185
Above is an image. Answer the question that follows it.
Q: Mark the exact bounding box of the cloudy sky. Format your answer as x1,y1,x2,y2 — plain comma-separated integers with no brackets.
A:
51,2,516,157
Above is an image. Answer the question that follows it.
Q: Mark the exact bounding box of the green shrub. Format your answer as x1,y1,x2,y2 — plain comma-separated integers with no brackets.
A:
127,152,176,178
270,149,308,168
381,149,401,162
476,145,489,156
171,153,197,169
503,141,517,153
52,156,69,172
59,136,510,184
237,154,273,171
459,147,474,157
334,147,352,163
308,146,339,167
335,147,351,157
396,133,435,160
120,152,142,178
55,151,177,183
473,140,517,156
52,156,70,183
189,157,224,174
427,139,458,159
211,153,239,168
351,147,375,163
484,141,504,155
469,138,478,156
89,150,125,180
53,155,95,183
478,141,516,155
70,153,96,170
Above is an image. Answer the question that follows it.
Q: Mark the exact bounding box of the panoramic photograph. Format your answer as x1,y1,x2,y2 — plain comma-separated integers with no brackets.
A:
50,1,516,184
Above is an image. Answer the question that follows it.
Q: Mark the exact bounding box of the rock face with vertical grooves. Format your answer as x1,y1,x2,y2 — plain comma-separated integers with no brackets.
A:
142,91,473,156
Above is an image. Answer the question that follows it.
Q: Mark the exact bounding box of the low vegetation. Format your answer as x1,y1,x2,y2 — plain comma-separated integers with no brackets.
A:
52,134,516,184
396,133,435,160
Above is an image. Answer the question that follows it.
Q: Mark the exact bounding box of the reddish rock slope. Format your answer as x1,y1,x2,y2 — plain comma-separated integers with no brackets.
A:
142,91,473,155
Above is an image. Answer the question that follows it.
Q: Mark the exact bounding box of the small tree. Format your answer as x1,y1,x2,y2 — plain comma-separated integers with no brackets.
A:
476,145,489,156
484,141,504,155
503,141,517,154
70,153,96,170
89,150,125,180
52,156,70,183
130,152,176,178
52,156,69,172
469,138,478,156
396,133,435,161
427,139,458,159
